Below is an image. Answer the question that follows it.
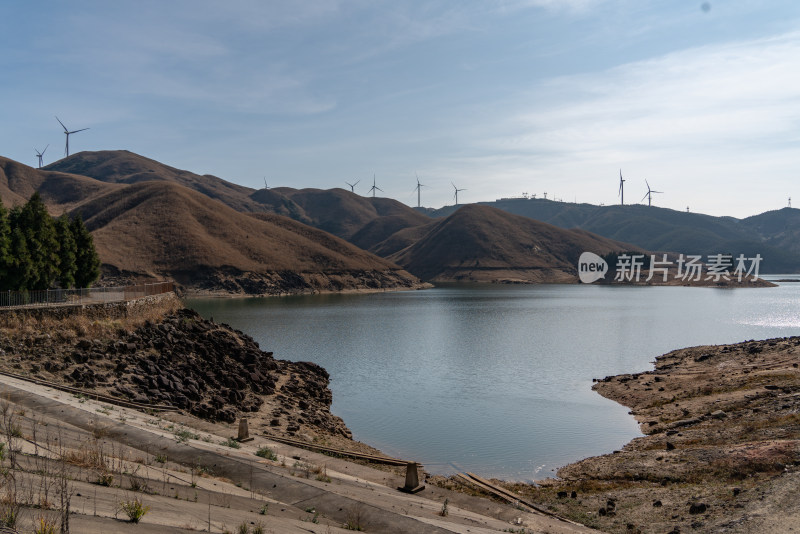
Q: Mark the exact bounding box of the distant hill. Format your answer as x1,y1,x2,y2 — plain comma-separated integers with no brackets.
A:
72,180,421,294
0,156,122,212
271,188,431,249
45,150,266,213
45,151,431,249
388,205,638,283
423,199,800,273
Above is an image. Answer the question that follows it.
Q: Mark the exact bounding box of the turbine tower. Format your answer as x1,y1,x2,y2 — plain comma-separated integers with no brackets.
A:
263,177,269,190
641,179,663,207
56,116,89,157
618,169,625,205
789,197,792,209
35,145,48,168
345,180,360,193
413,172,426,208
451,182,466,206
368,175,382,198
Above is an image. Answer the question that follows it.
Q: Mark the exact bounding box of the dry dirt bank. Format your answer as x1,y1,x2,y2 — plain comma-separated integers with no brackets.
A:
482,337,800,533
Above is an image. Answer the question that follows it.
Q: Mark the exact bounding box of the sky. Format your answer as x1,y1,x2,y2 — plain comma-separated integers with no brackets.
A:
2,1,800,218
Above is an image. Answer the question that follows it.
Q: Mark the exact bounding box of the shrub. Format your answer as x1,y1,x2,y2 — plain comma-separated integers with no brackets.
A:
255,446,277,461
119,496,150,523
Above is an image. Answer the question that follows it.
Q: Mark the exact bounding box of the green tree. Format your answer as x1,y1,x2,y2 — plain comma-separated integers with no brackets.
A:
0,199,11,284
6,226,33,290
17,192,59,290
71,214,100,288
55,214,77,288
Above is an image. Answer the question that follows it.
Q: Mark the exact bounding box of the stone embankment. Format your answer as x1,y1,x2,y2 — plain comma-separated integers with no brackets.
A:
0,293,351,439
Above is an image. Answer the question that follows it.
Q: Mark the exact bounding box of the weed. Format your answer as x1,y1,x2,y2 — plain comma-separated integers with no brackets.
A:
237,522,250,534
252,521,265,534
439,498,449,517
154,454,167,464
33,515,57,534
222,438,241,449
119,496,150,523
259,503,269,515
175,429,199,443
0,494,19,528
344,503,365,531
255,446,278,461
315,465,331,483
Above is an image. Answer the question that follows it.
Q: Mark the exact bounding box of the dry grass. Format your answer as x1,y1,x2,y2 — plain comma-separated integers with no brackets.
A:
0,294,181,341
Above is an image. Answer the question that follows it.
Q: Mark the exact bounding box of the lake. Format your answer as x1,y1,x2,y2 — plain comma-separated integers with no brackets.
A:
187,278,800,482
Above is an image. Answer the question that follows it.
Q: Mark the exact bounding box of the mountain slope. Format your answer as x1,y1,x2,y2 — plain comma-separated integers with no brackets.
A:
70,180,421,293
0,156,123,212
271,187,431,248
45,150,266,213
389,205,638,282
427,199,800,272
45,151,432,249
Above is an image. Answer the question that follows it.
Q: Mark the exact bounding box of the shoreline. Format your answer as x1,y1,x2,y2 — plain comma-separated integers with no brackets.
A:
480,335,800,533
182,281,434,299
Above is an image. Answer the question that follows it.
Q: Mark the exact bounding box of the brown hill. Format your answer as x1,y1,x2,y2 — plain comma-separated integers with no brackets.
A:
44,152,431,250
0,157,122,212
271,187,431,248
388,204,636,283
45,150,266,213
71,180,421,294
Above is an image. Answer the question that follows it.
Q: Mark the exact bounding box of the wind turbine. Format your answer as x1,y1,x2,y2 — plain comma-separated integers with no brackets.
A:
56,116,89,157
368,175,382,198
451,182,466,206
640,179,663,207
413,172,426,208
263,177,269,190
618,169,625,205
35,145,48,168
345,180,360,193
789,197,792,209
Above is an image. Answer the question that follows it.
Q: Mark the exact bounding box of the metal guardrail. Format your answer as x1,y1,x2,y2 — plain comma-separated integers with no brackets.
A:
0,281,174,308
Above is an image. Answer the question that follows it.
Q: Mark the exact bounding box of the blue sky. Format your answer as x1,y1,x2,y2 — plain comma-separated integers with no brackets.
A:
2,1,799,217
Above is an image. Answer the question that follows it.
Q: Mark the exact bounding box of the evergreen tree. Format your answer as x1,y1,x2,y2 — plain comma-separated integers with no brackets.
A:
71,214,100,288
6,226,33,290
0,199,11,284
55,214,77,289
17,192,59,290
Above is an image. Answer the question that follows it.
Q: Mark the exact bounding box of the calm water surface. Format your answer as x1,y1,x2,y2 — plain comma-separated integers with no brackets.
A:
187,279,800,481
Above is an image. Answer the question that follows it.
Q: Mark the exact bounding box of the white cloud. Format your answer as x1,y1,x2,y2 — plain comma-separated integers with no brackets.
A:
448,31,800,215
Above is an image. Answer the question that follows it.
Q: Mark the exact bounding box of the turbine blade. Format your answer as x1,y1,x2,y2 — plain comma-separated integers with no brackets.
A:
641,193,649,202
70,128,89,134
55,116,68,132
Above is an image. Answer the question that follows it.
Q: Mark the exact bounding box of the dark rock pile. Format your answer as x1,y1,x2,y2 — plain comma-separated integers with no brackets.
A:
1,308,351,436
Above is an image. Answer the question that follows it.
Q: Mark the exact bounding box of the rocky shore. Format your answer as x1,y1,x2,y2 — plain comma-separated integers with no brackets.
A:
489,336,800,533
0,294,352,440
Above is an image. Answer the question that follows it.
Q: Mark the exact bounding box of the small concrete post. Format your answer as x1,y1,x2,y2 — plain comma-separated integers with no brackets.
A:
237,418,250,441
398,462,425,493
